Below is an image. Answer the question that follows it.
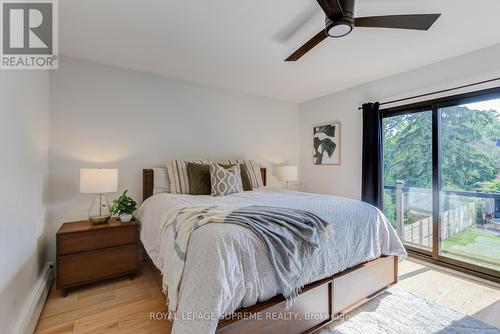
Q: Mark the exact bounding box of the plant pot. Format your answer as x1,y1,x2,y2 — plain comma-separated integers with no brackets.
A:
119,213,133,223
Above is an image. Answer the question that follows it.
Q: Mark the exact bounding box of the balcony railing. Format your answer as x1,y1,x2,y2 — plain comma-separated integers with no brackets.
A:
384,183,500,248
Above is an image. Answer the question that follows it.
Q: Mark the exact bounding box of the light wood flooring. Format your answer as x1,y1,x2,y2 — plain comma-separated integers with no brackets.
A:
34,263,171,333
398,259,500,328
34,259,500,333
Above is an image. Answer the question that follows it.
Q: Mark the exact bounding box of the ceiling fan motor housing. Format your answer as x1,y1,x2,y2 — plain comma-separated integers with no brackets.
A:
325,0,355,38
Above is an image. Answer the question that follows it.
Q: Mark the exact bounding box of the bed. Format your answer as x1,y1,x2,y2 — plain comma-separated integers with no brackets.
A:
138,168,406,334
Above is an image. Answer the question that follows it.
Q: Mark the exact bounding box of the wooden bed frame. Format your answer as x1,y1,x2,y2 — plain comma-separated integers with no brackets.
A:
142,168,398,334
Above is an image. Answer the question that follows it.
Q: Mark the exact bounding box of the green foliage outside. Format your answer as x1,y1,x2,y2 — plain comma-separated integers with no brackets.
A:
384,191,397,226
384,111,433,188
383,104,500,227
384,105,499,190
476,179,500,193
110,190,137,215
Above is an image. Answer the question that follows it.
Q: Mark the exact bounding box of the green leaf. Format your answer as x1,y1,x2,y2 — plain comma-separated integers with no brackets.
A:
323,125,336,137
314,125,336,137
313,137,321,151
313,137,337,164
320,138,336,158
110,189,137,215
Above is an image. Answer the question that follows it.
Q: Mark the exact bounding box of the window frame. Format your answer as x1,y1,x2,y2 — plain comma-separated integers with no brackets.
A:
381,86,500,282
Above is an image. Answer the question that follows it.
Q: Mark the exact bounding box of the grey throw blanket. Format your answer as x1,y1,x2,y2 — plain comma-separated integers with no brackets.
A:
159,205,333,311
224,206,333,299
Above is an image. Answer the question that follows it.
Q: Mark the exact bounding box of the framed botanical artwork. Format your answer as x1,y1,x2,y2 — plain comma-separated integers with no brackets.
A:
313,122,341,165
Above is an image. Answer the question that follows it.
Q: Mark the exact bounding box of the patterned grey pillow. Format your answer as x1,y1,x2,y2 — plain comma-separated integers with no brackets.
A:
218,159,263,188
210,163,243,196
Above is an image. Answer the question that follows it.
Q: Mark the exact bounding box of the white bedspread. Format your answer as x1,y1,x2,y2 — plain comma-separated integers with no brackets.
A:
137,188,406,334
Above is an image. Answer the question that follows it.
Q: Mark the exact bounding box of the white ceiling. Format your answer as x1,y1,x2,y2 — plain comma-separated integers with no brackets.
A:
60,0,500,103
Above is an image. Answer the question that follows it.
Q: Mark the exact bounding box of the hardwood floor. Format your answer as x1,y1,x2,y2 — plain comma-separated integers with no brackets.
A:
34,262,172,333
398,259,500,328
34,259,500,333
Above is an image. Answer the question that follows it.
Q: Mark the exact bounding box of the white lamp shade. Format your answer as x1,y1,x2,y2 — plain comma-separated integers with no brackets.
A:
277,166,298,182
80,169,118,194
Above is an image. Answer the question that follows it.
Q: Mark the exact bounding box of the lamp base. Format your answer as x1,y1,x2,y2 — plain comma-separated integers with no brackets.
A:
89,215,111,224
88,193,112,224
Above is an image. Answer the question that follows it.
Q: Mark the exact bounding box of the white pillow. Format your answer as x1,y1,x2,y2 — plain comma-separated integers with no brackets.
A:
153,168,170,194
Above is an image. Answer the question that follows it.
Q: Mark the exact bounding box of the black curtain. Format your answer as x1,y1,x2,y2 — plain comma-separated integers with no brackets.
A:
361,102,383,209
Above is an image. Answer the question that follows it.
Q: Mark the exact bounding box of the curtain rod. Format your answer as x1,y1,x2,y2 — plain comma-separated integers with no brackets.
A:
357,77,500,110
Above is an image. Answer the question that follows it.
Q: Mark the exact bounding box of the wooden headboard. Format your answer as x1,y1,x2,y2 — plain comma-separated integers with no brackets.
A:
143,167,267,201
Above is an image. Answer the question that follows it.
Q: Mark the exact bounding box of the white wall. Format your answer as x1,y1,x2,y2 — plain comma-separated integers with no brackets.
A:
3,37,498,334
299,44,500,199
0,71,50,332
48,57,300,259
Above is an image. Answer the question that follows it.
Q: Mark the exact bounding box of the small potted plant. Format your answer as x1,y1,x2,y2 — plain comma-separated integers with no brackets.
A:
110,190,137,222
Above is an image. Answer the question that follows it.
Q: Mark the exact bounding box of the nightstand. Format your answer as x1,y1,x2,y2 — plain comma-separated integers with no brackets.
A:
56,218,138,296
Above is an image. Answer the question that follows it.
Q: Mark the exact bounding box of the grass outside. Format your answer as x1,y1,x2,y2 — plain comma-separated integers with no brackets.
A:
441,225,500,271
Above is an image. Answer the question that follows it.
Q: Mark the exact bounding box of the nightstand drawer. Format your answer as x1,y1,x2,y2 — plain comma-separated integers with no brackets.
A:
57,244,138,288
58,225,137,255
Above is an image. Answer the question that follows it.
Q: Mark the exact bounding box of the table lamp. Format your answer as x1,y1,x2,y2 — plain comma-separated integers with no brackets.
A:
80,168,118,224
277,165,298,189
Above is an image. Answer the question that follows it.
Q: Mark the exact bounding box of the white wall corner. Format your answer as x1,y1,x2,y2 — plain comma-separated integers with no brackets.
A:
11,262,54,334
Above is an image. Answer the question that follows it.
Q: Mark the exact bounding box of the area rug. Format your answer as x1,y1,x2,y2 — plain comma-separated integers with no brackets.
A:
320,287,500,334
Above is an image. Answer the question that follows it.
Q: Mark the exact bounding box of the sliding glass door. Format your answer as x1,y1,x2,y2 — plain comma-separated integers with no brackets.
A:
382,88,500,278
383,110,434,252
439,99,500,272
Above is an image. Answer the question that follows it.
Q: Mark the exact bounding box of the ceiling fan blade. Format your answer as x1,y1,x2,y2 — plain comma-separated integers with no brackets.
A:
355,14,441,31
285,30,328,62
316,0,343,20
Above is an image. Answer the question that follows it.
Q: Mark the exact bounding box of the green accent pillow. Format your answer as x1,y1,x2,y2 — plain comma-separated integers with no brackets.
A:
187,163,211,195
187,163,253,195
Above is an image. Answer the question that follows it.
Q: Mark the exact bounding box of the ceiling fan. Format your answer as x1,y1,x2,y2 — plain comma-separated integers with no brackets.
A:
285,0,441,61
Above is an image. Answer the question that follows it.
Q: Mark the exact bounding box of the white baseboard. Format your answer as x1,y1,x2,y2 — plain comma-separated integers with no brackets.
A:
11,261,54,334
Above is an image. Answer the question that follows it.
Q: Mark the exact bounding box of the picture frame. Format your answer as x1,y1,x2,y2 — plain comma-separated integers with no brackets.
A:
313,121,341,165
